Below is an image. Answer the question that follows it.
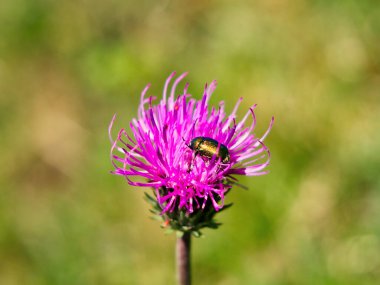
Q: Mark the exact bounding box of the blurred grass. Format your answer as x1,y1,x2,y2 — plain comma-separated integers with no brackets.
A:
1,0,380,284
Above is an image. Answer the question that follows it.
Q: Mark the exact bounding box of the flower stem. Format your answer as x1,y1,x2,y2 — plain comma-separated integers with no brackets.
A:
176,232,191,285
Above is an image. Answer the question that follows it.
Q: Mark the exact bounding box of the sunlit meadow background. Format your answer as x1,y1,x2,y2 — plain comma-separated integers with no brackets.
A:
1,0,380,284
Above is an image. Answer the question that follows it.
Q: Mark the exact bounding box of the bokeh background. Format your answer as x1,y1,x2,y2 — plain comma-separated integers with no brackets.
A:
1,0,380,284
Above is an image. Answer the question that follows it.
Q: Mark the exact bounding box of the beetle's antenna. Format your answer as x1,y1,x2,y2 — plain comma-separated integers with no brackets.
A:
182,137,190,148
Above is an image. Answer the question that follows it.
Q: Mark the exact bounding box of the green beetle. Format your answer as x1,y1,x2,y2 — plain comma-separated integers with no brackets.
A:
189,137,230,164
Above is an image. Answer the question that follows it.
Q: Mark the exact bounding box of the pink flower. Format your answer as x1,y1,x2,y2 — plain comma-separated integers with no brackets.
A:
109,72,273,214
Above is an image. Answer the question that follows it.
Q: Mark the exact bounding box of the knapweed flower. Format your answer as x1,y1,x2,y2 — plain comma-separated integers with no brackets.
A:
109,72,273,230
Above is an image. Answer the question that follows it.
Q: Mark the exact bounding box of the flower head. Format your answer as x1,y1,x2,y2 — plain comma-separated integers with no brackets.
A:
109,72,273,216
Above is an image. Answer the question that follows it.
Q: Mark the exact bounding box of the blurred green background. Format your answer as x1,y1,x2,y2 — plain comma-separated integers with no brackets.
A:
1,0,380,284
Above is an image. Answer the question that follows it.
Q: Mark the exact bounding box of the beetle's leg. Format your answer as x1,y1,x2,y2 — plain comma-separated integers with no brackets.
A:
187,151,198,173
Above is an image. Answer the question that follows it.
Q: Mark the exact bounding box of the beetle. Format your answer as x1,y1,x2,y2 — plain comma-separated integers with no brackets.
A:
189,137,230,164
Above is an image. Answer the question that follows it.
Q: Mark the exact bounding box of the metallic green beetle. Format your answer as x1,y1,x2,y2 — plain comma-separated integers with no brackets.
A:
189,137,230,164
